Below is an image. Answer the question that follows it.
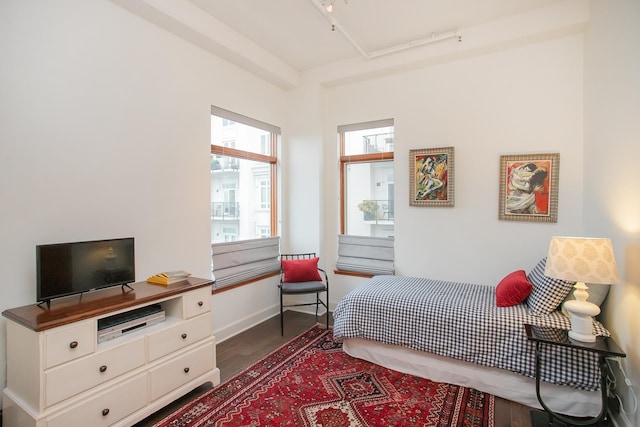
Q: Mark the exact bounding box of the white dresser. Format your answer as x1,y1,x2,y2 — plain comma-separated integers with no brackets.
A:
2,278,220,427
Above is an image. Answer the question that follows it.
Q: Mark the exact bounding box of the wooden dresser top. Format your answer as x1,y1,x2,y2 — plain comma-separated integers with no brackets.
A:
2,277,213,332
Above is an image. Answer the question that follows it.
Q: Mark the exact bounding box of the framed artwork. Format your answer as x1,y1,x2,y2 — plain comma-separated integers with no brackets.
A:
498,153,559,222
409,147,454,207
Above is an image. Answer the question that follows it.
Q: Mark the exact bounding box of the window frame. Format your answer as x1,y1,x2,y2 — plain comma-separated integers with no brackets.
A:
337,119,394,277
338,119,394,235
211,106,279,240
210,106,280,292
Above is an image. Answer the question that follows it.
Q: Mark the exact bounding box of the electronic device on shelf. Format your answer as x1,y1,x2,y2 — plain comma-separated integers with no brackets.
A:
36,237,135,307
98,303,165,343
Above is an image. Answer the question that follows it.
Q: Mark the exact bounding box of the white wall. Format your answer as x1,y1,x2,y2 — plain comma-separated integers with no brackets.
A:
281,85,326,256
0,0,286,394
318,34,585,303
2,0,638,423
584,1,640,426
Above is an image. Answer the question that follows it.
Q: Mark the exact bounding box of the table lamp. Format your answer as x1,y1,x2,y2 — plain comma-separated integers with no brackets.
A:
544,237,619,342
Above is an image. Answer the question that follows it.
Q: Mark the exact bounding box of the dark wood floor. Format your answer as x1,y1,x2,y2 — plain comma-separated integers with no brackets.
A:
135,311,534,426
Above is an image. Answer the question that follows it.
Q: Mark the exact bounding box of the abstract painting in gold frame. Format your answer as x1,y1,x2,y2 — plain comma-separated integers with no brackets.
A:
498,153,559,222
409,147,455,207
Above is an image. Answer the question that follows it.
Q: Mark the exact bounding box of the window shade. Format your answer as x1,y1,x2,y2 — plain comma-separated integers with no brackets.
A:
336,235,394,275
211,106,281,135
337,118,394,133
212,237,280,290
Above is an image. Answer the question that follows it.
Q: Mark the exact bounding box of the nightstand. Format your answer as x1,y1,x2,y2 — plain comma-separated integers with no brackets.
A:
524,324,626,427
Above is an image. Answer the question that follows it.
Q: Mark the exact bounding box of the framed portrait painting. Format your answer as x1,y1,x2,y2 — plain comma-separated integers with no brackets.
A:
409,147,454,207
498,153,559,222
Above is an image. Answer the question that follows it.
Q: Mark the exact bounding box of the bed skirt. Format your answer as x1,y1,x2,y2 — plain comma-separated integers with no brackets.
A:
342,337,600,418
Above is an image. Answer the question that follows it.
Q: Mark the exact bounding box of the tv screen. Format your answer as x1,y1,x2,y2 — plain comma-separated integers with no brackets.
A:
37,237,135,304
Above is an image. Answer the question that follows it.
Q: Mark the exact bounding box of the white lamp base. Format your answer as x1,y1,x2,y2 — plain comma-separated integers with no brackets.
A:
563,293,600,343
568,329,596,343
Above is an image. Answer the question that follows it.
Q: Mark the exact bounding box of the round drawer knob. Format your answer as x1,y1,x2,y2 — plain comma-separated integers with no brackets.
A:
197,301,204,307
181,333,187,340
69,341,78,349
183,367,190,373
99,365,108,373
102,408,110,416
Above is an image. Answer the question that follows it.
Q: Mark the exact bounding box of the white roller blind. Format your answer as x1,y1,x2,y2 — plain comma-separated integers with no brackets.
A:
212,237,280,290
336,235,395,275
337,118,394,133
211,106,281,135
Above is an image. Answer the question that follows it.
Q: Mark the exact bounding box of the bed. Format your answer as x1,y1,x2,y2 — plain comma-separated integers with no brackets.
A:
332,260,610,418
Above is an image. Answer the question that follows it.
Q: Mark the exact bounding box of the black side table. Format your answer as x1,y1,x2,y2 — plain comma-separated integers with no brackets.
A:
524,324,626,426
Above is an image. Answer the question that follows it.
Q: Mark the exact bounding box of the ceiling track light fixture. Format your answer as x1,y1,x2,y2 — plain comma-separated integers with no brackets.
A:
322,0,347,13
323,0,333,13
310,0,460,59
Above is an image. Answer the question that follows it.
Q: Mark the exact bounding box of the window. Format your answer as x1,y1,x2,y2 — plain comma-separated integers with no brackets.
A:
258,177,270,209
210,106,280,291
339,119,394,238
210,106,279,243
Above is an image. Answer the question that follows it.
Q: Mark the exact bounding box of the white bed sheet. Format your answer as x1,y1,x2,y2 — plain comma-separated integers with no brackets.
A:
342,336,601,418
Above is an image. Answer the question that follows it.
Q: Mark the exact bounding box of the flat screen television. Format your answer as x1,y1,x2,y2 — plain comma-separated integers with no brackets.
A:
36,237,135,306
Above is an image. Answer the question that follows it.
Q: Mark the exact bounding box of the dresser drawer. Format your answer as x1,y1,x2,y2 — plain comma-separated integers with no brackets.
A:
147,314,211,361
184,287,211,318
47,373,147,427
44,320,95,369
148,341,214,401
45,336,146,407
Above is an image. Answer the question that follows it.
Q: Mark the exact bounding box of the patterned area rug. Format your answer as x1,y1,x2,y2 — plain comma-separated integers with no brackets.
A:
154,325,495,426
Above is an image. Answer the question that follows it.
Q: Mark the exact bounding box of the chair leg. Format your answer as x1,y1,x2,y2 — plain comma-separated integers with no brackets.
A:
326,295,329,330
326,288,329,330
280,290,284,336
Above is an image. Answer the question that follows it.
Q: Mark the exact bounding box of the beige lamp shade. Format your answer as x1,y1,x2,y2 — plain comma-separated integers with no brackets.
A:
545,237,619,285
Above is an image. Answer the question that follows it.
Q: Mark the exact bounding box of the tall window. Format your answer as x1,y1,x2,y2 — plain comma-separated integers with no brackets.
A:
210,106,279,244
340,119,394,238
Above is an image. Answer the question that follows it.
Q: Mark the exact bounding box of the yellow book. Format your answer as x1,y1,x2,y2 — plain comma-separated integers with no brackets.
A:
147,270,191,285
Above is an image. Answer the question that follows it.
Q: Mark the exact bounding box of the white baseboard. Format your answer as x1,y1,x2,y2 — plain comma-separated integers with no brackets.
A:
213,305,280,343
213,305,330,344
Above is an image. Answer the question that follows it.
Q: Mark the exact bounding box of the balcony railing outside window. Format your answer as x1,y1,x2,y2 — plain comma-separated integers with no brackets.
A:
211,157,240,171
211,202,240,220
361,132,394,154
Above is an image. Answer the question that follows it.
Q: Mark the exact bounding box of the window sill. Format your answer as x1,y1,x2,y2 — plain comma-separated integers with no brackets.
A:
333,270,375,278
211,270,280,294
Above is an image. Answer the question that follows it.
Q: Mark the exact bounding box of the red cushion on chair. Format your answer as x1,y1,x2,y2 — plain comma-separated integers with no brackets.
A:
282,257,322,283
496,270,533,307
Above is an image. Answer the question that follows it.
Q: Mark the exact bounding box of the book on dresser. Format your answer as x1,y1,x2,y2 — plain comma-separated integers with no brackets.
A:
147,270,191,285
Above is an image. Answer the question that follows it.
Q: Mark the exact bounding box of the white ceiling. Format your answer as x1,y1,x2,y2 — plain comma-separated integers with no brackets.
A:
188,0,564,71
112,0,585,88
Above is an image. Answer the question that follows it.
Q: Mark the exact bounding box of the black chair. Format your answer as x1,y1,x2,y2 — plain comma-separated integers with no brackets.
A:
279,253,329,335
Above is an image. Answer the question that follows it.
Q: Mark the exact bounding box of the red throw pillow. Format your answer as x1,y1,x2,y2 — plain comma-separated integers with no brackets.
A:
282,257,322,283
496,270,533,307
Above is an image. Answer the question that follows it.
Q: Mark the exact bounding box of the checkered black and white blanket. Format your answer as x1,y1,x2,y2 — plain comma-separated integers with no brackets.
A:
333,275,609,391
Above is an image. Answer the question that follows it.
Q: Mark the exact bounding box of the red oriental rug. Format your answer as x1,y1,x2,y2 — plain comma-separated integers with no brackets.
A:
154,325,495,427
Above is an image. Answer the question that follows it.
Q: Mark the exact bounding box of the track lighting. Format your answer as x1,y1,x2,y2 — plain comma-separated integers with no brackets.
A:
309,0,459,58
322,0,347,13
324,0,333,13
322,0,334,13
